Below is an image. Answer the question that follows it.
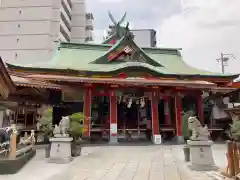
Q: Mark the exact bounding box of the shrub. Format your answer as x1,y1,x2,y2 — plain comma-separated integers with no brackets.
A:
38,107,53,138
69,112,85,141
230,117,240,141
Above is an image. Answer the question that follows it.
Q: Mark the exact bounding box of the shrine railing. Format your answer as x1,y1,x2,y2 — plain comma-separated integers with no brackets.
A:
0,125,36,159
0,127,11,157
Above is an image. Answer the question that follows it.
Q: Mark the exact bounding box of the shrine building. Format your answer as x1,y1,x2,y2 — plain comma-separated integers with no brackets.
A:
2,16,238,144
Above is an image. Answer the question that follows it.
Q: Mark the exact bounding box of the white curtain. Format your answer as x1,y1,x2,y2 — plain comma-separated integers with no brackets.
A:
212,103,228,119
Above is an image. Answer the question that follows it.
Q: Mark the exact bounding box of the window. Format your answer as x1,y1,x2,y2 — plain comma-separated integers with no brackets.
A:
15,53,18,58
16,38,19,42
85,13,94,20
85,25,93,31
17,24,20,28
19,10,22,14
85,36,93,42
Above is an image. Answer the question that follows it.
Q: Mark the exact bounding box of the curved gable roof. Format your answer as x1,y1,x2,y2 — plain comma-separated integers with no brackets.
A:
0,57,15,98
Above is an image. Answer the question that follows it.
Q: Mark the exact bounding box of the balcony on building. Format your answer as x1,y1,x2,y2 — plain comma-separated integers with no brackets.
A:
62,0,72,18
85,13,94,20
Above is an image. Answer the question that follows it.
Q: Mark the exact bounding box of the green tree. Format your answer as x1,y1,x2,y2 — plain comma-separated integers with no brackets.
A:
38,107,54,142
69,112,85,141
230,118,240,141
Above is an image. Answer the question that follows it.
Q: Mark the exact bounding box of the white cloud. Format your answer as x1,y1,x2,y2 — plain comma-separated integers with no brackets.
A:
92,29,106,43
158,0,240,74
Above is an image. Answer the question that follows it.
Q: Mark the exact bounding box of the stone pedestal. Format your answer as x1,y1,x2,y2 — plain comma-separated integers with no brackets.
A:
48,136,73,164
187,140,218,171
109,135,118,144
176,136,184,144
109,123,118,144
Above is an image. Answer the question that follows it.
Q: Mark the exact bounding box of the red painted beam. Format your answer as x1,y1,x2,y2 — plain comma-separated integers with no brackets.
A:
83,87,92,138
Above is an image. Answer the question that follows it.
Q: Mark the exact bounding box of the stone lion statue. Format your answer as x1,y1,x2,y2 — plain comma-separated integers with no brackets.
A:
188,116,210,141
59,116,70,136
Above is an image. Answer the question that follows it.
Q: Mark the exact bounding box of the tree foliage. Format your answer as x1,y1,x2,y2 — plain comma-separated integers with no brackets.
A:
69,112,85,140
230,117,240,141
38,107,53,137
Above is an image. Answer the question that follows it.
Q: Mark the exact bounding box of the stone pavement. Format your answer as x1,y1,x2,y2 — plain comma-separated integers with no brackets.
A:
48,145,213,180
0,144,227,180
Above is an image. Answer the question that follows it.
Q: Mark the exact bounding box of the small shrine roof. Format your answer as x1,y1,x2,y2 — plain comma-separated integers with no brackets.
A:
224,107,240,115
0,57,15,98
10,75,62,90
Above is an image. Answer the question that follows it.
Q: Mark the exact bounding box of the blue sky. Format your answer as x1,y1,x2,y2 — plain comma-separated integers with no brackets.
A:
86,0,240,74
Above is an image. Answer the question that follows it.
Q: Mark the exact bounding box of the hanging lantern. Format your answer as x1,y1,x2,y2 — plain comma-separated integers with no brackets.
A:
127,98,132,108
136,100,139,105
177,92,184,98
140,98,145,108
118,96,122,104
123,95,127,103
5,109,11,116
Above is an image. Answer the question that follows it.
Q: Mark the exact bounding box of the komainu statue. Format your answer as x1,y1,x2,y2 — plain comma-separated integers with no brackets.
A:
59,116,70,136
188,116,210,141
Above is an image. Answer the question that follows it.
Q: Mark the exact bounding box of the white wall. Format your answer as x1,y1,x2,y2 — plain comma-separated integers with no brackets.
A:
0,0,92,62
131,30,152,47
70,0,86,42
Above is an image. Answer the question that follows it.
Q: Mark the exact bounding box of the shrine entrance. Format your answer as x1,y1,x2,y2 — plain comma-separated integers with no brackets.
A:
91,96,110,141
90,88,153,142
117,92,152,142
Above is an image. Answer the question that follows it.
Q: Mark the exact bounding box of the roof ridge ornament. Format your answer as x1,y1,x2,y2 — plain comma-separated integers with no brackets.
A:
108,11,127,26
124,22,130,37
107,11,128,37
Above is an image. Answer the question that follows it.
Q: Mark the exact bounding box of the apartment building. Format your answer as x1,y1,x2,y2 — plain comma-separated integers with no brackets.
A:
131,29,157,47
0,0,94,63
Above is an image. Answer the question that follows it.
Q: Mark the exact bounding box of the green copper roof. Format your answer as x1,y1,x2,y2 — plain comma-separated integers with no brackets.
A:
6,41,237,78
6,28,238,78
8,12,236,79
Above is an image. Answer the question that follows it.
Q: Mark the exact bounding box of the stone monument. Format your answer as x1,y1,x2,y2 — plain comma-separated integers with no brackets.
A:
187,116,218,171
48,116,73,164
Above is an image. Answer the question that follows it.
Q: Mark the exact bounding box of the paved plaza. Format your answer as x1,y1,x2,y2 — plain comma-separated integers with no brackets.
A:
0,144,227,180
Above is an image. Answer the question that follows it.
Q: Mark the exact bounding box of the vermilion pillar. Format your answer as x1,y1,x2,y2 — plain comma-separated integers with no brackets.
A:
83,87,92,138
151,91,160,143
109,89,118,144
197,93,204,124
164,96,171,125
175,95,183,143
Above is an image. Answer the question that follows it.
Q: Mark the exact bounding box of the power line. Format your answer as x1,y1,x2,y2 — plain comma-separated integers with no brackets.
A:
216,53,236,74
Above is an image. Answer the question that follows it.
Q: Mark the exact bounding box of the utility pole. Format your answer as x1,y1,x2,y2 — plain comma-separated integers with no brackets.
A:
216,53,236,74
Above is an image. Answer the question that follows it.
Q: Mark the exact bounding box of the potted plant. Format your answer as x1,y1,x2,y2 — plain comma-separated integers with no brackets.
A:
181,110,193,162
38,107,53,158
230,116,240,141
68,112,85,157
